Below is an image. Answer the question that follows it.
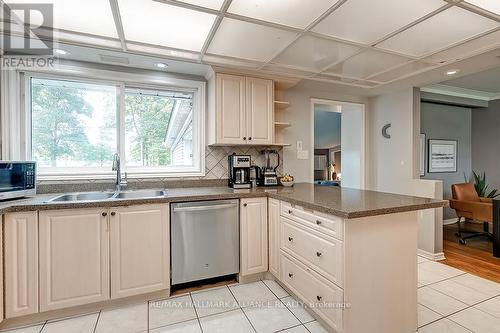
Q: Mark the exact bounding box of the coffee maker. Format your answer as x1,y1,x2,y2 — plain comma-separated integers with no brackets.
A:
228,154,251,189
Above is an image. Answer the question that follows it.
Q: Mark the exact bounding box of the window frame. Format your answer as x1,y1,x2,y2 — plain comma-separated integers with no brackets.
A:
23,69,205,181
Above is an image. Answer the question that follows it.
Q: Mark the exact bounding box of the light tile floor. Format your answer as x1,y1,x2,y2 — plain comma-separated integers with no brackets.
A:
1,280,324,333
3,257,500,333
417,256,500,333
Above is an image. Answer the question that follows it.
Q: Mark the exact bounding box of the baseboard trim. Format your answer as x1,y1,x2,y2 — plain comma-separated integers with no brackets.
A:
418,249,446,261
443,218,458,226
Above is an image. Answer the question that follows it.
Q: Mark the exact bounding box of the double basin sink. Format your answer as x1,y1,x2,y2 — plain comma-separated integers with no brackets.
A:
48,189,167,203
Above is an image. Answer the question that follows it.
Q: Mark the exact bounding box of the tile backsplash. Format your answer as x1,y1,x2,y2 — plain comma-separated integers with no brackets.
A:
204,145,284,180
37,145,284,193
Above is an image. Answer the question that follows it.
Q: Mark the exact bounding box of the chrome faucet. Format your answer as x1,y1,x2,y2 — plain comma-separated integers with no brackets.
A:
112,153,127,191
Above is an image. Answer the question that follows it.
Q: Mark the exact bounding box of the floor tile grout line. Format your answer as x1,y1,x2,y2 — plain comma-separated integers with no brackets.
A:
226,284,258,333
419,271,468,288
92,311,101,333
423,283,500,310
38,321,47,333
188,292,205,333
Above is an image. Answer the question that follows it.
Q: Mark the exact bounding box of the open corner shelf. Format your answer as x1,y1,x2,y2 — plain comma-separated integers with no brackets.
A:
274,122,291,128
274,101,290,109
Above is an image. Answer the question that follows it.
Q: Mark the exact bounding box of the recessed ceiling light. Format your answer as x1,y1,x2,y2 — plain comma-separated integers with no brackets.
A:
155,62,168,69
445,69,459,76
54,49,69,55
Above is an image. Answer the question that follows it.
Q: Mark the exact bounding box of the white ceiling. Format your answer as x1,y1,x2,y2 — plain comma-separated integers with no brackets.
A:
439,65,500,93
1,0,500,89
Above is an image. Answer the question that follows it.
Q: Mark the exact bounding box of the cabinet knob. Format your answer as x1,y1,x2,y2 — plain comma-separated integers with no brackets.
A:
316,220,322,225
111,212,116,216
243,137,247,140
288,236,293,242
288,209,293,214
317,295,322,301
248,137,252,141
102,212,107,217
288,273,294,278
316,251,322,257
243,203,247,207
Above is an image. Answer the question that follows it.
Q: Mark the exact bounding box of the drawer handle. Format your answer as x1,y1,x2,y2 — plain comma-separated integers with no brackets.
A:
316,220,322,225
288,209,293,214
288,236,293,242
111,212,116,216
243,203,247,207
288,273,294,278
317,295,322,301
102,212,107,217
316,252,322,257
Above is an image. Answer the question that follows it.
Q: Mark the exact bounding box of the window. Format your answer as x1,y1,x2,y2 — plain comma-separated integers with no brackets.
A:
31,78,118,169
27,74,204,179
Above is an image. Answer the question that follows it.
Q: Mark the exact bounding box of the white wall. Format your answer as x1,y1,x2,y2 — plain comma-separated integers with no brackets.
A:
282,80,369,182
367,88,444,257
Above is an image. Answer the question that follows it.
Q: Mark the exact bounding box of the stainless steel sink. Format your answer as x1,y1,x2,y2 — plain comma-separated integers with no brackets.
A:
114,189,167,199
49,192,115,202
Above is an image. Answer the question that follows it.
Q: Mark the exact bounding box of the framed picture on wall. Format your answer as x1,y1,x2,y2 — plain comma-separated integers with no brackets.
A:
428,139,457,173
420,134,426,176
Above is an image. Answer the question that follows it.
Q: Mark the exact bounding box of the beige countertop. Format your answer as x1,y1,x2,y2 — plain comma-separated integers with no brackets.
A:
0,183,447,219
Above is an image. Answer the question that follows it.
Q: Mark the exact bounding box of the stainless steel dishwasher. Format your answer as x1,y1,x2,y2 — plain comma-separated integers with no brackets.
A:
171,199,239,285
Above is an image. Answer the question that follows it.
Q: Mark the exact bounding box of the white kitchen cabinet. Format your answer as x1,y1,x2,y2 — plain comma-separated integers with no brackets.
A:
246,77,274,145
39,208,110,311
110,204,170,299
240,197,268,276
208,73,274,145
268,198,280,277
216,73,247,145
4,211,39,318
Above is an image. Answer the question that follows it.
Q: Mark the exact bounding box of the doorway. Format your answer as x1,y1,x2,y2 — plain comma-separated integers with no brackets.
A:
310,98,365,189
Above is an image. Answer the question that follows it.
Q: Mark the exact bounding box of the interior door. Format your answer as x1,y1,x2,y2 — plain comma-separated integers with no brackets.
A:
341,104,365,189
217,73,247,144
246,77,273,145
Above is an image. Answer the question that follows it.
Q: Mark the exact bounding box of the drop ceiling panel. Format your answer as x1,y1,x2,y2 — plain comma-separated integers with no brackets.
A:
127,42,200,61
4,0,118,38
377,6,499,57
272,35,360,72
424,29,500,64
175,0,225,10
369,61,436,82
465,0,500,15
203,54,264,69
326,49,412,79
262,64,315,78
207,18,297,62
227,0,340,29
312,0,446,44
119,0,216,52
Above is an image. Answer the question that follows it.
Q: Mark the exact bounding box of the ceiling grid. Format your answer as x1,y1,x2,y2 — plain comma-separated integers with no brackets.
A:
1,0,499,88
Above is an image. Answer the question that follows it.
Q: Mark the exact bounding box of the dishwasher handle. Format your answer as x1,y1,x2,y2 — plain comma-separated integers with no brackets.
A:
173,203,238,212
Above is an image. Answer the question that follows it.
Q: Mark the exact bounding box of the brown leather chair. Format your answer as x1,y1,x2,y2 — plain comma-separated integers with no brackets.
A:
449,183,493,244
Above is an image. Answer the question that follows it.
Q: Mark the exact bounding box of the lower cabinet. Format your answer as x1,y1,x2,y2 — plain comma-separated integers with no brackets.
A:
268,198,280,277
240,197,268,276
110,204,169,299
4,212,39,318
39,209,110,311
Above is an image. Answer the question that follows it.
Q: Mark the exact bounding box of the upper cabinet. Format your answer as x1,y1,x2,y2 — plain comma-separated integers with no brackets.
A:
208,73,274,146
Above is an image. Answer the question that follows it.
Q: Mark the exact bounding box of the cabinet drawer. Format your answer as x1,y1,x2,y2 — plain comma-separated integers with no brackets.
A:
280,201,343,240
281,217,343,287
280,251,343,331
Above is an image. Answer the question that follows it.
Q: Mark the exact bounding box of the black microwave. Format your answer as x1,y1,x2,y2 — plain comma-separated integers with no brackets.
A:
0,161,36,200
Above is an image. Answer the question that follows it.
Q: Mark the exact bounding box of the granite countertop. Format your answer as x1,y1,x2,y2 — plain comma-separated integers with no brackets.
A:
0,183,447,219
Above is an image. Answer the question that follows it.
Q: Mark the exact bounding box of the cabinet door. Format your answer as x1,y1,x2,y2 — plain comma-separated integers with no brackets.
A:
39,208,110,311
110,204,169,299
268,199,280,277
246,77,273,145
241,198,268,276
4,212,38,318
217,73,247,144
